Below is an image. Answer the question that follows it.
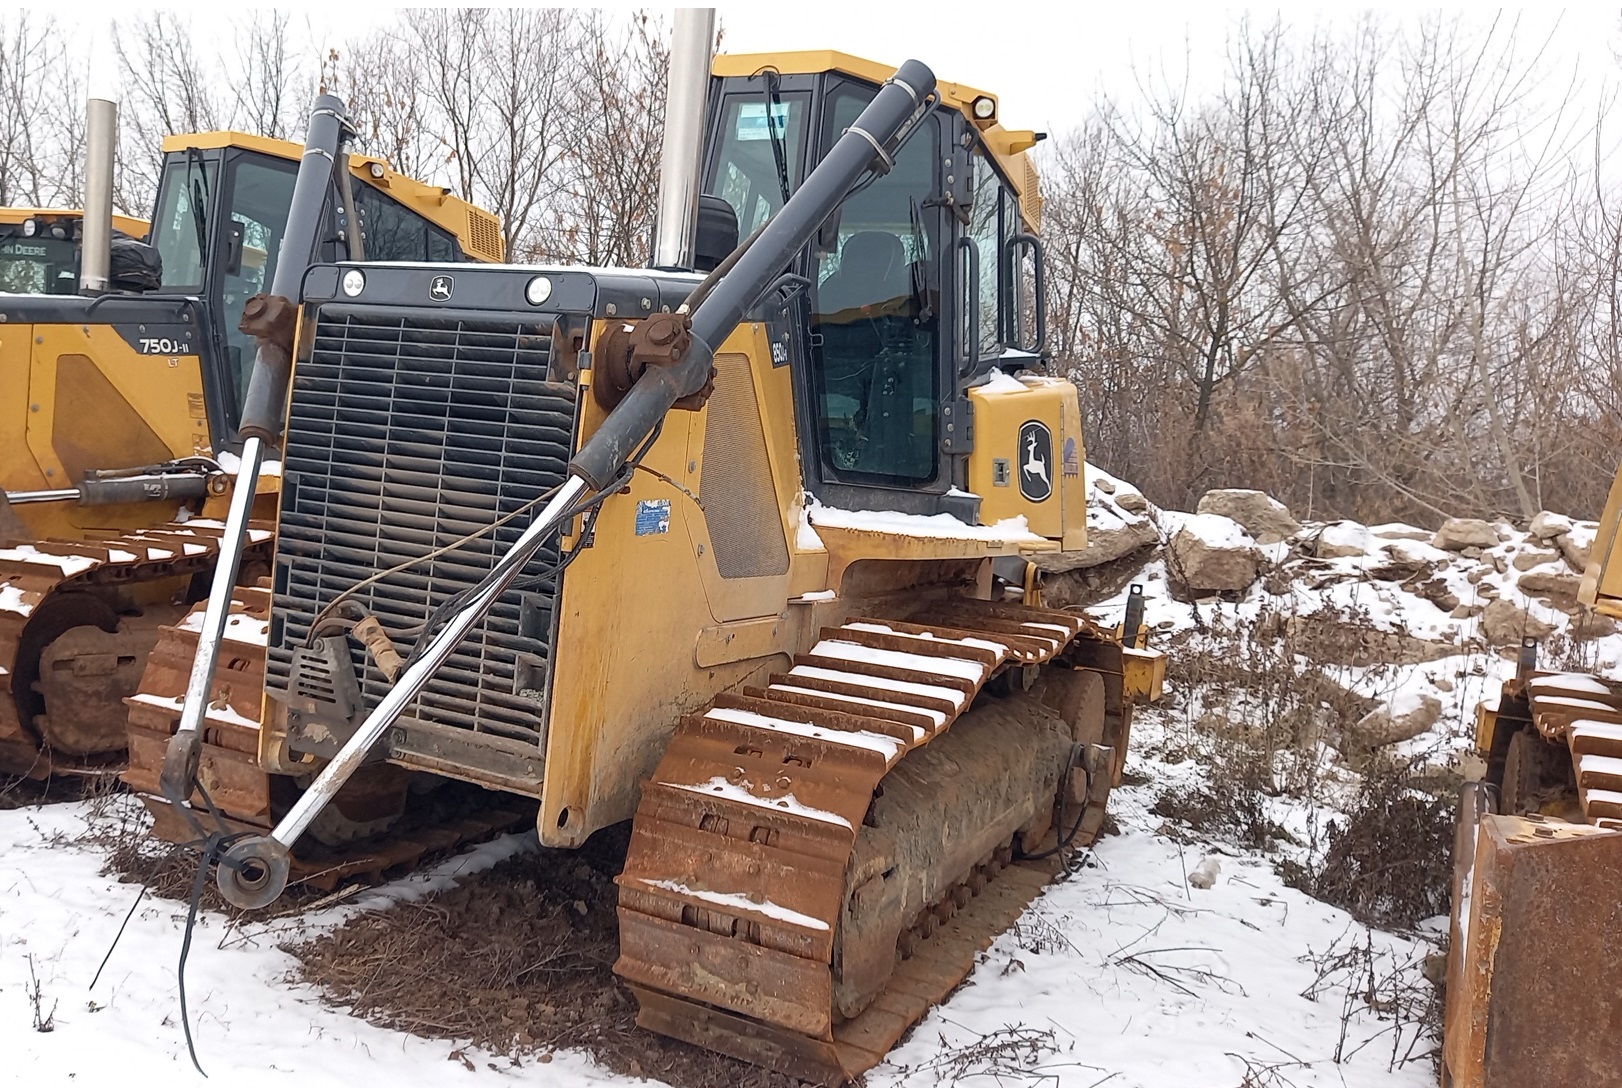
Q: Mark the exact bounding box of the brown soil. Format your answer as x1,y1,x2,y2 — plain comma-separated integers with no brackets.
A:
288,824,809,1088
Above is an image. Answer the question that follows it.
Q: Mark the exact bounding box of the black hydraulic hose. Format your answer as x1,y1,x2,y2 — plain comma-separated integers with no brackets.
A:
1019,744,1091,862
567,59,937,491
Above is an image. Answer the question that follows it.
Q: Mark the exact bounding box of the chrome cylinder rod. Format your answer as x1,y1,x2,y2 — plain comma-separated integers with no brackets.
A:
159,437,265,803
216,475,588,908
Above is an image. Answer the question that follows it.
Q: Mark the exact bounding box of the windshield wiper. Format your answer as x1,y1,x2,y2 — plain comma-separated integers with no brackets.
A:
186,148,210,271
760,69,792,208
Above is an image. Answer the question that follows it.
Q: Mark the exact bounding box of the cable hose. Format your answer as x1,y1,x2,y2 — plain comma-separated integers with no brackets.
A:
1018,744,1092,862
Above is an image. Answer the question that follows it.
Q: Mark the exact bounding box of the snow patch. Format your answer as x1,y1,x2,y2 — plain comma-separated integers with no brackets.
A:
663,774,852,828
0,545,97,576
639,879,829,931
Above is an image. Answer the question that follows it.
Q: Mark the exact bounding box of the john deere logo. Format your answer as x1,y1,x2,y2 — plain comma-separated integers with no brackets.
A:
1018,420,1053,502
429,275,454,301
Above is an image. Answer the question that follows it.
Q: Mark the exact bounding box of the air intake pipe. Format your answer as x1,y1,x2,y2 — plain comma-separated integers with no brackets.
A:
649,8,716,271
79,97,116,294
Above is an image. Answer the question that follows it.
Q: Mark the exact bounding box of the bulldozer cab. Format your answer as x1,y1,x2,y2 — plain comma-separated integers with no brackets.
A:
703,52,1048,516
145,131,505,447
0,209,150,295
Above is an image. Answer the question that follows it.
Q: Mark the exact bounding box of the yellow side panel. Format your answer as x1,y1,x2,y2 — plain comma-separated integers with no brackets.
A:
1581,461,1622,619
966,376,1087,549
7,324,208,539
539,322,826,847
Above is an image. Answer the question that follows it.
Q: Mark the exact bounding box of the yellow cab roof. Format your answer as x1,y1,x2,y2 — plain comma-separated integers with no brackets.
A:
713,50,1044,228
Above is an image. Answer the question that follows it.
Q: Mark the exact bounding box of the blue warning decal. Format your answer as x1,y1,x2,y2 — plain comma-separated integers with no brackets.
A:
635,498,671,536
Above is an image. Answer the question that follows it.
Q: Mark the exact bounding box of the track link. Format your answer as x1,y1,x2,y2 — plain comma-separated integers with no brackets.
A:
615,602,1130,1083
0,518,274,776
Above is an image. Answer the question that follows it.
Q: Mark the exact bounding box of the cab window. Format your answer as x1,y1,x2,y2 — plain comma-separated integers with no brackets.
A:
0,234,76,294
153,156,216,288
220,156,298,412
351,183,462,261
707,91,809,235
810,82,939,486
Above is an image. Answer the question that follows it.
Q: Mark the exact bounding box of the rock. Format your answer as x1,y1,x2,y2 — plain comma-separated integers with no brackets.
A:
1093,476,1115,495
1433,518,1499,551
1556,529,1594,573
1167,514,1263,592
1433,675,1455,693
1462,547,1483,560
1477,582,1500,599
1513,547,1561,571
1115,489,1149,513
1033,510,1159,573
1415,580,1459,612
1195,489,1300,544
1573,611,1619,639
1346,693,1443,747
1452,603,1483,619
1467,569,1485,585
1518,570,1581,600
1315,520,1371,559
1490,554,1507,575
1370,523,1432,542
1529,511,1573,541
1480,598,1557,646
1188,857,1222,890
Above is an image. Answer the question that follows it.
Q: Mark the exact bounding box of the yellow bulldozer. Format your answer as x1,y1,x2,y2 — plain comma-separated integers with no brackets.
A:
1445,482,1622,1082
0,207,152,294
0,100,503,778
135,19,1165,1085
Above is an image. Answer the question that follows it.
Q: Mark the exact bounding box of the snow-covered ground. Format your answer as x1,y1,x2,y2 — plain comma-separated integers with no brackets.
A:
2,767,1436,1087
11,471,1602,1086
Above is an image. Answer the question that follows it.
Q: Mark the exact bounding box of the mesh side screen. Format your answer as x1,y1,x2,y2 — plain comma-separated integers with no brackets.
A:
699,354,789,580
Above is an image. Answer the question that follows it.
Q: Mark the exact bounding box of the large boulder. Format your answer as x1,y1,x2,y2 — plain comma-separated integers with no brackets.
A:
1315,520,1371,559
1529,511,1574,541
1518,569,1581,600
1345,692,1443,747
1167,513,1263,592
1195,489,1300,544
1432,518,1498,551
1480,598,1557,646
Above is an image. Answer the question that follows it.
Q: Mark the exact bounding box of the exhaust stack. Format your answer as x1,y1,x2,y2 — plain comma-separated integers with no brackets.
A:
80,96,117,293
650,7,716,272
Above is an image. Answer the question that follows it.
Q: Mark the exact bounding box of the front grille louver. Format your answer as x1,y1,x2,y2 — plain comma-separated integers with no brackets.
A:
267,305,576,746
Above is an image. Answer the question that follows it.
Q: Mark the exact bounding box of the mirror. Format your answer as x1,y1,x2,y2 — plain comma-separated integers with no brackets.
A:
693,194,739,273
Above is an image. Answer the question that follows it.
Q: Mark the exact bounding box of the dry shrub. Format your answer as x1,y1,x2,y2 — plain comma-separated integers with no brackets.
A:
1153,603,1379,851
1285,756,1455,930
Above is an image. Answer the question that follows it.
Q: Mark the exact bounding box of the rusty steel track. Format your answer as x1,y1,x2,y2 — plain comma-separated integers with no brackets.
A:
616,602,1125,1083
0,518,274,776
1522,671,1622,825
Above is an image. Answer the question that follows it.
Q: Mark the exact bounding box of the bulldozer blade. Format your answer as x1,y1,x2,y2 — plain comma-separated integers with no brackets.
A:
1443,811,1622,1087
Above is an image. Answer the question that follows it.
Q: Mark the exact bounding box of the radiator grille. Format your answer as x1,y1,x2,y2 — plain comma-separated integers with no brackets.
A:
268,305,575,744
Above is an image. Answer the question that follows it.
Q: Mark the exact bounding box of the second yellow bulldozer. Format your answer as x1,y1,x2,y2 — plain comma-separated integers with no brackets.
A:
0,101,503,778
1444,477,1622,1084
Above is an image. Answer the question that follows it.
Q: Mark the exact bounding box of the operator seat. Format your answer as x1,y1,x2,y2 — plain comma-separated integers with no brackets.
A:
817,230,912,321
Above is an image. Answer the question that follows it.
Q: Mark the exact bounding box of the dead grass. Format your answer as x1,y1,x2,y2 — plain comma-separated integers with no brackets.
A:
288,825,805,1088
